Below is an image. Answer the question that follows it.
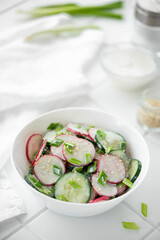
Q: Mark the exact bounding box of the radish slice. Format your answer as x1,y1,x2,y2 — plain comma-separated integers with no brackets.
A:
97,154,126,184
89,196,110,203
62,137,95,166
50,134,78,160
92,173,117,197
26,134,43,163
34,155,65,186
116,183,127,195
89,187,97,202
31,139,47,166
88,128,99,141
67,122,92,139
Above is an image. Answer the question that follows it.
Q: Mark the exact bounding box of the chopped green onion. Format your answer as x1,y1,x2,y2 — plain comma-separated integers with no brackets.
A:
104,145,113,154
35,181,44,188
65,145,73,154
120,142,126,150
64,142,76,148
47,122,63,131
29,176,37,183
33,150,39,160
123,178,133,188
97,170,108,186
75,124,81,128
96,148,103,154
97,129,106,139
69,180,80,189
53,165,62,176
85,153,92,163
68,158,82,165
122,222,140,229
86,126,95,132
50,138,64,147
56,194,67,201
72,166,83,172
141,202,147,217
87,161,97,174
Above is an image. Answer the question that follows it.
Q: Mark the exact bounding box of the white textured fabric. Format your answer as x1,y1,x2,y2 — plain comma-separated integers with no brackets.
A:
0,13,103,110
0,170,26,222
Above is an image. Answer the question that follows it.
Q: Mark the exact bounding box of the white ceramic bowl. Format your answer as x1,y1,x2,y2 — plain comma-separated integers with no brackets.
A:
11,108,149,217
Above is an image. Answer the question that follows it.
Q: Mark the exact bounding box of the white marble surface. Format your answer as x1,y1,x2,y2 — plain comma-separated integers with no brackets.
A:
1,0,160,240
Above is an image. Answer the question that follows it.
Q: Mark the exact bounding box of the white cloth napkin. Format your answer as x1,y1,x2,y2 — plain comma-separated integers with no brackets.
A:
0,14,104,222
0,13,103,110
0,170,26,222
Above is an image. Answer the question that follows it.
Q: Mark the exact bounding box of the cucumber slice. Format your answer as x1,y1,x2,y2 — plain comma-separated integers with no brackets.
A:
95,130,126,153
110,150,131,178
24,174,54,197
55,172,91,203
128,159,142,183
43,127,70,142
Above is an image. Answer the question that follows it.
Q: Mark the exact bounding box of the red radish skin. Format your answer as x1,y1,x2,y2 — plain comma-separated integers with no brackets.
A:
34,155,66,186
62,137,95,167
31,139,47,167
91,173,117,197
67,123,92,140
88,128,99,142
50,134,79,161
89,196,110,203
97,154,126,184
26,134,43,163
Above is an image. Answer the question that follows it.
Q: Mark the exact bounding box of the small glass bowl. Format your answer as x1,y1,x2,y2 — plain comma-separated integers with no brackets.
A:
100,43,159,90
137,88,160,132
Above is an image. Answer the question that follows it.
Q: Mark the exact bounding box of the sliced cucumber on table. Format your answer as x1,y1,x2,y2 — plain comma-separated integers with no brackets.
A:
55,172,91,203
128,159,142,183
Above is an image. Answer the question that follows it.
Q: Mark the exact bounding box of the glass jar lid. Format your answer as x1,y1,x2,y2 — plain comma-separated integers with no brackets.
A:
135,0,160,27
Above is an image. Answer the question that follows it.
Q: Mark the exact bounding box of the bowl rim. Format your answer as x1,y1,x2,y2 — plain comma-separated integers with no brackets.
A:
11,107,150,207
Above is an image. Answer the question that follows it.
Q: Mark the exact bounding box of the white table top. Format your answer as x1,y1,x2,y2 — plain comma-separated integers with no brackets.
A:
0,1,160,240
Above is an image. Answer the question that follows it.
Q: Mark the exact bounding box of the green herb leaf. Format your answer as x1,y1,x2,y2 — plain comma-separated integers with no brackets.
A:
56,194,67,201
72,166,83,172
29,176,37,183
85,153,92,163
122,222,140,229
47,122,63,131
86,126,95,132
97,129,106,139
97,170,108,186
69,180,81,189
87,161,97,174
35,181,44,188
65,145,73,154
68,158,82,165
96,148,103,154
50,138,64,147
53,165,62,176
120,142,126,150
141,202,147,217
123,178,133,188
33,150,39,160
104,145,113,154
75,124,81,128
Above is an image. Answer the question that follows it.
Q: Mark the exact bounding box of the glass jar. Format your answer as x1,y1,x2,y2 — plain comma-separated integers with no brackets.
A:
133,0,160,52
137,88,160,131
